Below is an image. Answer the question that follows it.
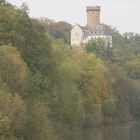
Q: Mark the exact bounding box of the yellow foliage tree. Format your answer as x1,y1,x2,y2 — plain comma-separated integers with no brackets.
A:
0,45,29,92
0,91,26,137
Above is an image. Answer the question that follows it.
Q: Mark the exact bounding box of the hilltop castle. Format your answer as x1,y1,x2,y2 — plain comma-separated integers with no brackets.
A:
71,5,112,48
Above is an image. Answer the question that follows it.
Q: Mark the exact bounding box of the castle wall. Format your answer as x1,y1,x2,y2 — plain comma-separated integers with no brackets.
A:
71,25,83,46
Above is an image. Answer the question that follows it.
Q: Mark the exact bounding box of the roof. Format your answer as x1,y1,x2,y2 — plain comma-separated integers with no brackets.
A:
92,25,110,35
75,24,111,37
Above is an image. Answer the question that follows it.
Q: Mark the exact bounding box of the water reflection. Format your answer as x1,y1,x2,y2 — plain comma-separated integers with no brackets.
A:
80,122,140,140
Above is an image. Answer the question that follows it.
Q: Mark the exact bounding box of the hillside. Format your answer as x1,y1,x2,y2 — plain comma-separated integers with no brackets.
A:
0,1,140,140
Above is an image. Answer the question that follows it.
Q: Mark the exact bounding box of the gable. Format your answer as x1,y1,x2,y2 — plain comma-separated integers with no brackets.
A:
71,25,83,33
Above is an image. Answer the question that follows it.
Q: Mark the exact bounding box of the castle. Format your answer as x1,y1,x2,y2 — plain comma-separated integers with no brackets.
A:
71,5,112,48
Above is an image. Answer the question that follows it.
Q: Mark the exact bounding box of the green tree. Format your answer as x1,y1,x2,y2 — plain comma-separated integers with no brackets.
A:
86,38,112,60
46,21,72,44
102,97,116,118
70,50,106,126
25,102,58,140
20,2,29,16
0,0,6,4
125,59,140,79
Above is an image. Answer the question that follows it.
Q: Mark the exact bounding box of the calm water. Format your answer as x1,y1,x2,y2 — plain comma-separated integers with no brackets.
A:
79,122,140,140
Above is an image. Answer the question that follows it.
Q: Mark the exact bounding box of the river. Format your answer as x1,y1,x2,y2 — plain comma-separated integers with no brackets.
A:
79,121,140,140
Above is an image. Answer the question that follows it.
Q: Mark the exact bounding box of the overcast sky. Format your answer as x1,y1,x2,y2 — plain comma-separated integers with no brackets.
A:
7,0,140,34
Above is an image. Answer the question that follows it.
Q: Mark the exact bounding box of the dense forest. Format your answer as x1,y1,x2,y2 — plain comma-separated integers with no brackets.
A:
0,1,140,140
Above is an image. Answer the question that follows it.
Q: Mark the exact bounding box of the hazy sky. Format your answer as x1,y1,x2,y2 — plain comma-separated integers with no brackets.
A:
7,0,140,34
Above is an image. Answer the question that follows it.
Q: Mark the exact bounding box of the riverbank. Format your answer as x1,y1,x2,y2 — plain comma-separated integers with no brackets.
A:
79,121,140,140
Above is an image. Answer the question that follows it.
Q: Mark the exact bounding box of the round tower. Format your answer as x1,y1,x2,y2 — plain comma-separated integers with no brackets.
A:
86,6,101,29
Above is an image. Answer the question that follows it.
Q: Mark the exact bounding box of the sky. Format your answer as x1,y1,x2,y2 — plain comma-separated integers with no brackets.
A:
7,0,140,34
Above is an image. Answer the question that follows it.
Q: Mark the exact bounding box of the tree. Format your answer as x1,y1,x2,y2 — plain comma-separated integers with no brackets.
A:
112,48,121,63
0,113,11,138
108,64,133,121
86,38,112,60
25,102,58,140
0,45,29,93
69,50,107,126
0,91,26,138
0,0,6,4
125,59,140,79
102,96,116,118
20,2,29,16
46,21,72,44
